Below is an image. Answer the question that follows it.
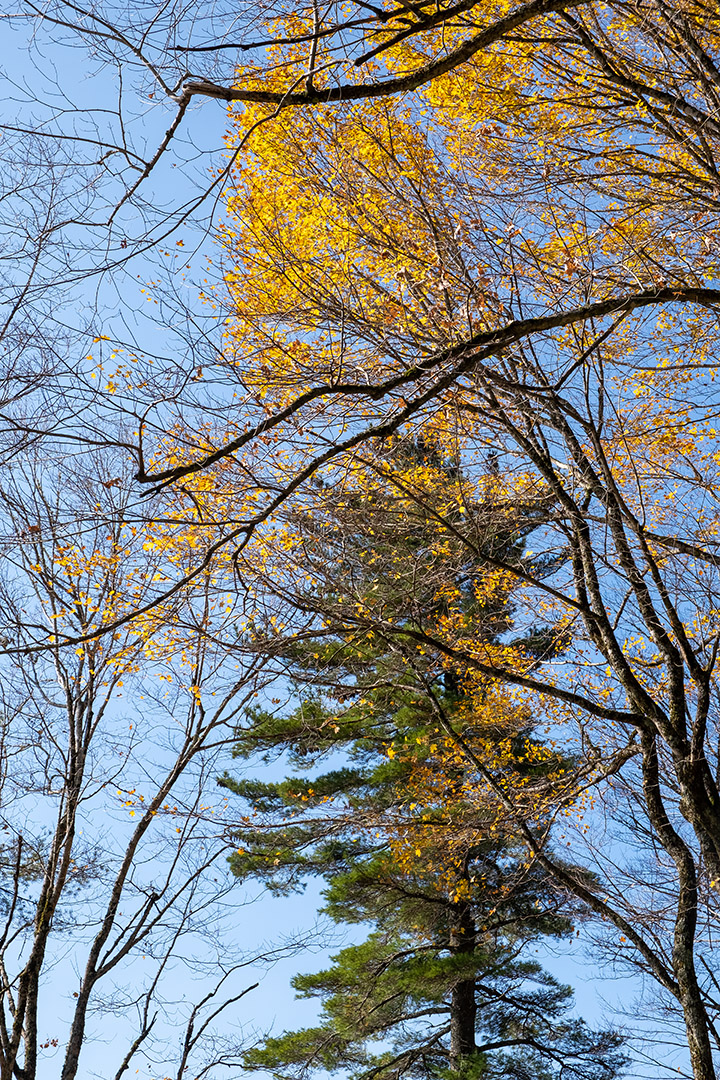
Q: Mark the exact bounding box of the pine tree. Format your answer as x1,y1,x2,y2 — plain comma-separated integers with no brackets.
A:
224,690,625,1080
223,444,626,1080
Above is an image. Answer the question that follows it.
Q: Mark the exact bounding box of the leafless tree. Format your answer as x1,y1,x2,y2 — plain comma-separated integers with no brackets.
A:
0,451,280,1080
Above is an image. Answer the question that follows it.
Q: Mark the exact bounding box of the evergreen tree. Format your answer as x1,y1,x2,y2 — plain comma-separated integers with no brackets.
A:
223,445,626,1080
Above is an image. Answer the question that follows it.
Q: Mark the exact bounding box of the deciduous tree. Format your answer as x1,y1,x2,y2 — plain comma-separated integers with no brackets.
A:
175,80,720,1079
0,453,273,1080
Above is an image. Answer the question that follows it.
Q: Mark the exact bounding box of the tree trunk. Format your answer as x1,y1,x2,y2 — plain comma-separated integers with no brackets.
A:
449,901,477,1073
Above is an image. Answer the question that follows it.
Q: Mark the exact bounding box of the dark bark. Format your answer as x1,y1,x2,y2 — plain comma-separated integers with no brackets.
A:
449,901,477,1072
639,730,717,1080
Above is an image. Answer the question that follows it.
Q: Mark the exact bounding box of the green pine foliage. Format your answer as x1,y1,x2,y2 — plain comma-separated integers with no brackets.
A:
223,688,625,1080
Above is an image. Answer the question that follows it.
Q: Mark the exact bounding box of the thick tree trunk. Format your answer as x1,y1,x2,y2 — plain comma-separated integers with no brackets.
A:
640,731,717,1080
